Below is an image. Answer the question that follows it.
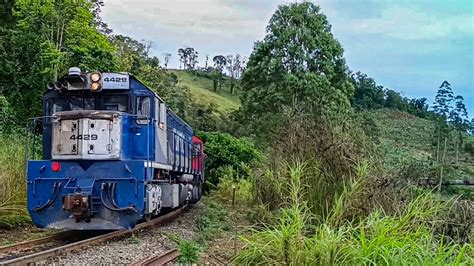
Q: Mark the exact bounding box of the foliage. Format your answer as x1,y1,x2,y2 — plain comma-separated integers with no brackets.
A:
197,132,262,186
210,166,254,206
350,71,385,110
240,2,354,140
1,0,117,124
212,55,227,91
254,112,372,220
225,54,245,94
196,200,232,244
0,135,30,228
177,239,201,263
235,163,473,265
178,47,199,70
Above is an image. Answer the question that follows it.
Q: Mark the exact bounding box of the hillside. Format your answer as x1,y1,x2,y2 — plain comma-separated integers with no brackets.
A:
170,70,474,183
170,70,240,113
360,109,474,183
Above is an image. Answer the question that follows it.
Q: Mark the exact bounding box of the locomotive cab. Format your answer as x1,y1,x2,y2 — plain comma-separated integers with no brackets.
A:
26,67,204,230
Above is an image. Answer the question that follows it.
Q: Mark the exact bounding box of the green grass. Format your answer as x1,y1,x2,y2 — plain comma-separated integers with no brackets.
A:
169,70,240,113
167,198,232,263
235,161,473,265
360,109,474,181
0,135,30,228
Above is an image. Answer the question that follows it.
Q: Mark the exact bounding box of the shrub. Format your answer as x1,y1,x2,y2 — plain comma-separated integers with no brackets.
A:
177,240,200,263
197,131,262,186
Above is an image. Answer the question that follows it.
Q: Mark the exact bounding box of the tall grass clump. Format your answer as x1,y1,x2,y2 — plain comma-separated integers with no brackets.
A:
253,113,395,223
235,161,473,265
210,165,254,206
0,135,29,227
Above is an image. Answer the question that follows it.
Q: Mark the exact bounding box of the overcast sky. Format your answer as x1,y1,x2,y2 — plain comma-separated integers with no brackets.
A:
102,0,473,114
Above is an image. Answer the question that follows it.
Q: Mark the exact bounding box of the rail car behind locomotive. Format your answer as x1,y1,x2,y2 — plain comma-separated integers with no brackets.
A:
26,67,204,230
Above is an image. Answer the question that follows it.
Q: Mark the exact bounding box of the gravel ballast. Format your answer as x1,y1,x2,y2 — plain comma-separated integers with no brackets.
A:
42,203,203,265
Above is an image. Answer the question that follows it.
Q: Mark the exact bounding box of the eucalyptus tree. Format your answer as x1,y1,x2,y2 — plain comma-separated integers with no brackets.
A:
162,53,172,69
432,81,454,189
213,55,226,91
449,95,469,165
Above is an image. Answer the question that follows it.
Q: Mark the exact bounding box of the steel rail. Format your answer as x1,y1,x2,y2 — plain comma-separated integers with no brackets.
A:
0,231,73,254
1,206,188,266
131,249,179,266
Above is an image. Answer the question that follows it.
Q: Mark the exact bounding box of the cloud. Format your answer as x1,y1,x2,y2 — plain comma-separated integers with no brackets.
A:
353,6,473,40
101,0,473,113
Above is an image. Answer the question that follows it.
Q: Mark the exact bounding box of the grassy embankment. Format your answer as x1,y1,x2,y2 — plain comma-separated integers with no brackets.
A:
169,70,240,113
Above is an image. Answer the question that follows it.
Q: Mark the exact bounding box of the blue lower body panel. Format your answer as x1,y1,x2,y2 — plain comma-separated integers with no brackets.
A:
27,160,149,230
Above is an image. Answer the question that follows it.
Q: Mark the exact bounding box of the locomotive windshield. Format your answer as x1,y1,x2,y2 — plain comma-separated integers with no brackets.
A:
45,93,129,115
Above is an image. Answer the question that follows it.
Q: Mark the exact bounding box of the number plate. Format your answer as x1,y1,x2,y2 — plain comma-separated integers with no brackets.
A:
102,73,129,89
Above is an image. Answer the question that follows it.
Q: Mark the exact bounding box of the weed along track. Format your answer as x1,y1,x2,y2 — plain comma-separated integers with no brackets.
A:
0,206,187,265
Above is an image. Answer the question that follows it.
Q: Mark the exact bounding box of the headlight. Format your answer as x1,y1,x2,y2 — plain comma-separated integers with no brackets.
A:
91,82,102,92
90,73,101,82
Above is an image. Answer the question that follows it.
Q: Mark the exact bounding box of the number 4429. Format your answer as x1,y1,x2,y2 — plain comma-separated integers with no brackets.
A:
70,134,98,140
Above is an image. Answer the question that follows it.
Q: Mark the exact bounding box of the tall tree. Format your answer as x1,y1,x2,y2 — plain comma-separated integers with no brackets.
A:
178,47,187,69
213,55,226,91
449,95,469,165
226,54,245,94
185,47,198,70
240,2,353,137
432,80,454,190
162,53,171,69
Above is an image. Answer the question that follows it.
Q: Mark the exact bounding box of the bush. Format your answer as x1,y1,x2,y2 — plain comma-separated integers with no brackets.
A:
235,163,473,265
197,132,262,187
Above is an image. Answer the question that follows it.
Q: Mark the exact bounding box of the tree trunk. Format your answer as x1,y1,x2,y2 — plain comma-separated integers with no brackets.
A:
230,78,234,94
213,78,217,92
219,74,222,91
438,136,448,192
435,126,440,162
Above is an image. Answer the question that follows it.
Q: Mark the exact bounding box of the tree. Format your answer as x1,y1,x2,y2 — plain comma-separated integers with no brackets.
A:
204,54,209,69
225,54,245,94
186,47,198,70
432,81,454,119
111,35,149,74
240,2,353,138
162,53,171,69
2,0,117,123
213,55,226,91
449,95,469,166
178,47,187,69
350,71,385,110
431,80,454,190
178,47,198,70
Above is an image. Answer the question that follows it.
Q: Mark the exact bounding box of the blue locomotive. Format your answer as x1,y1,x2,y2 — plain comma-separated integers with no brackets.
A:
26,67,204,230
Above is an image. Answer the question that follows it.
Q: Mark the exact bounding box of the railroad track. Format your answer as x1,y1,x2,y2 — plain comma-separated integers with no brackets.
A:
132,249,179,266
0,206,188,265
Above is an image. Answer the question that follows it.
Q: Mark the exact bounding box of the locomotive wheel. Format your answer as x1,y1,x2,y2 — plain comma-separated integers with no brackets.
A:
144,213,152,221
190,180,202,204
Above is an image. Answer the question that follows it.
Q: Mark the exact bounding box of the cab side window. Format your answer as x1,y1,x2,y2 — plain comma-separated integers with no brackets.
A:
136,96,151,124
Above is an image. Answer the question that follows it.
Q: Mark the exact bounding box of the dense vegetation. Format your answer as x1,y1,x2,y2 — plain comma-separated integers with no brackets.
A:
0,1,472,264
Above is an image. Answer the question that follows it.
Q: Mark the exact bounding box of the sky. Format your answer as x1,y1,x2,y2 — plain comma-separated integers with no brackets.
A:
102,0,474,115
